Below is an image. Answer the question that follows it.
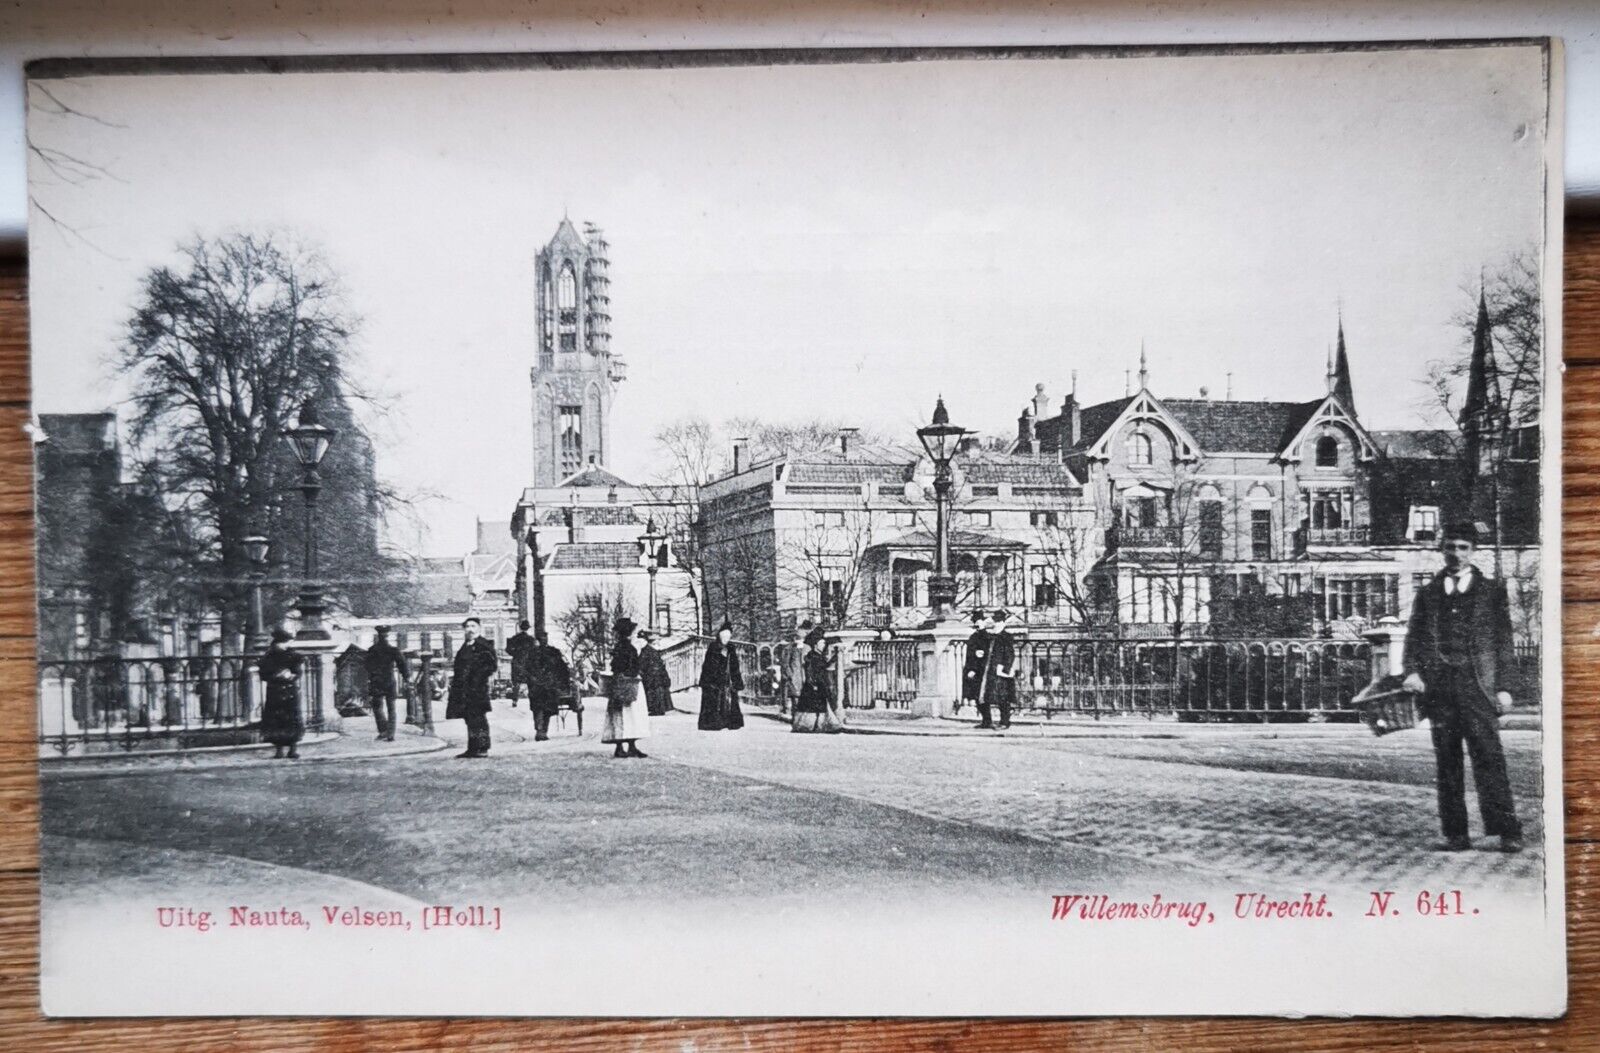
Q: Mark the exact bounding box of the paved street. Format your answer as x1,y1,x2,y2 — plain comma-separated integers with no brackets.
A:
41,700,1545,907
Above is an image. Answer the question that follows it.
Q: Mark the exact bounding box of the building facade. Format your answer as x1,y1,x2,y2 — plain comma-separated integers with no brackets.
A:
699,321,1539,645
697,432,1094,639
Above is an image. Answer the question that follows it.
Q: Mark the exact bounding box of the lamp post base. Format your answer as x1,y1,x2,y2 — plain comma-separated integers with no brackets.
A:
294,590,331,642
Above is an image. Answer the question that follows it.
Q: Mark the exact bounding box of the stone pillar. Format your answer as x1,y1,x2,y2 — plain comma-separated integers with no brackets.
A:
909,620,972,718
1362,617,1408,682
289,639,341,733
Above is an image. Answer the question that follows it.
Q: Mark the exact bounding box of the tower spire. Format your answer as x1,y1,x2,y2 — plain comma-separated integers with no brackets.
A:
1462,286,1498,489
1331,313,1355,411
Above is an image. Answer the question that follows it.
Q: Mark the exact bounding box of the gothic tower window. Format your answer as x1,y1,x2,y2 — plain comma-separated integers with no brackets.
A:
559,404,583,478
557,263,579,351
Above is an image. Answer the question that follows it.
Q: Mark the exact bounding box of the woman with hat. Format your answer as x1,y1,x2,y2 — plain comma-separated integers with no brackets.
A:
602,617,650,758
257,628,304,759
792,625,842,733
697,619,745,731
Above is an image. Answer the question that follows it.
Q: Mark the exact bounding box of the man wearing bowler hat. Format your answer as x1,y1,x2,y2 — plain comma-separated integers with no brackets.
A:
982,609,1017,730
1402,520,1523,853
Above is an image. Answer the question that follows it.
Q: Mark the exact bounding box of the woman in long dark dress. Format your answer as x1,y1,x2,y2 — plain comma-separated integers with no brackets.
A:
697,620,745,731
792,627,842,733
639,630,674,716
258,628,305,759
602,618,650,758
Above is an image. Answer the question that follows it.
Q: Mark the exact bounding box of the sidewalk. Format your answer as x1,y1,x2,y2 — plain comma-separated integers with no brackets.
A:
792,705,1544,738
41,717,451,778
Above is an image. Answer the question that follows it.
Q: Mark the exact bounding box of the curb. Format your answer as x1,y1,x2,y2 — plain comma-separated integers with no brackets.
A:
40,732,452,778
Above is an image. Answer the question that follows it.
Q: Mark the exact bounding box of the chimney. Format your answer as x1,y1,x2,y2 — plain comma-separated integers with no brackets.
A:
1016,407,1037,455
1031,382,1051,421
838,426,859,456
1060,370,1082,448
732,436,749,475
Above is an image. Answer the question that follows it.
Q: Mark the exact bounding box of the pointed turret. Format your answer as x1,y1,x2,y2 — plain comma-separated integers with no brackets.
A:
1331,314,1355,412
1461,286,1499,487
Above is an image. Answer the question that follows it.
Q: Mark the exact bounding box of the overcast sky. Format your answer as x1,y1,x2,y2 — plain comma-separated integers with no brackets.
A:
27,45,1553,555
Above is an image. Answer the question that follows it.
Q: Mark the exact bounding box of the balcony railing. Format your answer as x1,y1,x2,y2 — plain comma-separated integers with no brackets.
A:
1109,524,1178,550
1298,525,1370,549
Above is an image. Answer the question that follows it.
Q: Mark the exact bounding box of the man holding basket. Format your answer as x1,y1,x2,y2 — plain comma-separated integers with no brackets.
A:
1402,521,1523,854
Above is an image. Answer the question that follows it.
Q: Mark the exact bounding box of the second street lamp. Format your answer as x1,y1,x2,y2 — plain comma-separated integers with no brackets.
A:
244,532,271,653
917,395,970,624
284,399,337,642
638,516,667,632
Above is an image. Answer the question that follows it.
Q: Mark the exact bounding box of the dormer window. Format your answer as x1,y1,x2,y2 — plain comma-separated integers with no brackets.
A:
1315,435,1339,468
1408,505,1439,544
1127,430,1154,467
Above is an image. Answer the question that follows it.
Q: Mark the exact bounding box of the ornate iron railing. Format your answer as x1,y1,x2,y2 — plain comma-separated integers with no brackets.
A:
842,639,920,710
951,636,1371,722
38,651,330,755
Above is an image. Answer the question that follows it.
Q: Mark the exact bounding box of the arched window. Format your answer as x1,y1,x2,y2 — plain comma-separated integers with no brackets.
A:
1315,435,1339,468
557,264,578,310
1127,430,1154,467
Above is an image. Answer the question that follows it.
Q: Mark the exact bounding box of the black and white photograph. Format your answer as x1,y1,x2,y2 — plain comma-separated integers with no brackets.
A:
26,41,1564,1016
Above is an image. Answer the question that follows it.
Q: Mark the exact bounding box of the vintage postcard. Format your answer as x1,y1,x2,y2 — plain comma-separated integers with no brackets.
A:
27,41,1564,1016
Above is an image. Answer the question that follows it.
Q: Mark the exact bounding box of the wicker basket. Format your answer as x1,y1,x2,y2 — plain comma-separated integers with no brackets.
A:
1353,676,1423,737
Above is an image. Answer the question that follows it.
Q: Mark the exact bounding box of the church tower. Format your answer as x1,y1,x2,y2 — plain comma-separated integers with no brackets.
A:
530,218,626,486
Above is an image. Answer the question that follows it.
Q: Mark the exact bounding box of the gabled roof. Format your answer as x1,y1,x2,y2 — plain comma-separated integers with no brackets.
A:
1161,398,1322,454
867,528,1029,552
536,504,641,527
1083,391,1203,461
558,464,631,489
961,458,1083,488
546,541,643,571
1275,395,1379,462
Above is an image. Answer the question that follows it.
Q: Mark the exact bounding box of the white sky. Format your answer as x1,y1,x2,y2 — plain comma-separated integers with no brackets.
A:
26,46,1552,555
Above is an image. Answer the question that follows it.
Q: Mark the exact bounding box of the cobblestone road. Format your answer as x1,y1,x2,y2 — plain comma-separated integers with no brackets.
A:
642,709,1546,892
41,700,1546,901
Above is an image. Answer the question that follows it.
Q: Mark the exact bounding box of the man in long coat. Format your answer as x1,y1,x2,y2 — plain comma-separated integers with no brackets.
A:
962,610,992,724
1402,521,1523,853
505,619,536,709
778,621,810,717
525,632,572,740
981,609,1017,730
446,617,498,758
365,624,410,741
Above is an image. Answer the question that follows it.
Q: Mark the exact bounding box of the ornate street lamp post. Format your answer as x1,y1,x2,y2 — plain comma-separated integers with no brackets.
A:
283,400,337,642
244,532,271,653
638,516,667,632
525,526,547,638
916,396,970,624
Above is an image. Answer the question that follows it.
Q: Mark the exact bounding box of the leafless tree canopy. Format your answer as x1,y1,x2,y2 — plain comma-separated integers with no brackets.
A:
114,233,404,633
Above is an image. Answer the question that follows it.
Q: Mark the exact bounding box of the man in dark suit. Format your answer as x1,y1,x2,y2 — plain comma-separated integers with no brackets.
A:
447,617,499,758
984,609,1018,730
365,625,409,742
962,610,993,725
505,619,536,709
1402,521,1523,853
526,632,573,739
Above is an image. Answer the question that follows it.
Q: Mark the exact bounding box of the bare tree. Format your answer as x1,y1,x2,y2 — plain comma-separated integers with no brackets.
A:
553,585,636,688
777,504,877,628
114,233,407,638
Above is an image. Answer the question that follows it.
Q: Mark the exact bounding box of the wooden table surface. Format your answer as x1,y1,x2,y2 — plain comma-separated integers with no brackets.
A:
0,225,1596,1050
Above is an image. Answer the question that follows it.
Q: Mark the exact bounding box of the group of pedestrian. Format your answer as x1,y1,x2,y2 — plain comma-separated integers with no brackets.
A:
962,608,1017,729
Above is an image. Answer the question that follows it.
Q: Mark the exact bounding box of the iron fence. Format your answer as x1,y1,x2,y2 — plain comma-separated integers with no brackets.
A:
952,636,1373,722
38,651,330,755
842,639,919,710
